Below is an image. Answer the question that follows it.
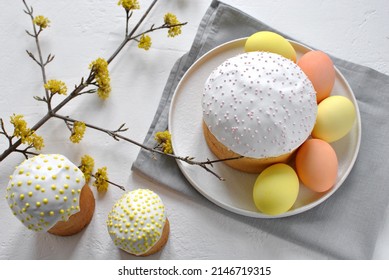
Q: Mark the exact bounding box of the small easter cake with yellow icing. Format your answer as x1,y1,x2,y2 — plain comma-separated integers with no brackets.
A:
5,154,95,236
107,189,169,256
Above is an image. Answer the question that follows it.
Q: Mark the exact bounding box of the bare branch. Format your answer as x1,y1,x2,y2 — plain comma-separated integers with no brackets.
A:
33,96,47,103
125,9,130,37
1,0,192,177
25,29,35,37
26,50,41,66
0,118,13,144
14,146,39,159
114,123,128,133
62,118,73,132
44,54,55,66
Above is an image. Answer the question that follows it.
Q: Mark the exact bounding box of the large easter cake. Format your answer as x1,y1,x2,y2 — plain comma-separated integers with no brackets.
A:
202,33,317,173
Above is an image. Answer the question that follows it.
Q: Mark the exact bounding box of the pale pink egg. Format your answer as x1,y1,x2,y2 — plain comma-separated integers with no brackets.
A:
297,51,335,103
295,139,338,192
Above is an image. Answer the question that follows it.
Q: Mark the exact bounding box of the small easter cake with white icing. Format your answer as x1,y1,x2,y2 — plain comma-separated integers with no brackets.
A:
107,189,169,256
5,154,95,236
202,51,317,173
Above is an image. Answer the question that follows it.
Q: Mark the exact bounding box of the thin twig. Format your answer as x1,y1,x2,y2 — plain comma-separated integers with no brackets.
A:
77,89,97,96
44,54,55,66
15,147,39,159
22,0,51,111
125,9,130,36
25,29,35,37
90,173,126,191
129,22,187,41
0,118,13,148
26,50,41,66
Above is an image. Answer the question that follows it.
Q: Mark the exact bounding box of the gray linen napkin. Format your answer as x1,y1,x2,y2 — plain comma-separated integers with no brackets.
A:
132,0,389,259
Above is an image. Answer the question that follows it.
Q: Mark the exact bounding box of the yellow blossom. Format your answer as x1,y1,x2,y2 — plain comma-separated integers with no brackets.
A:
163,13,182,37
70,121,86,144
138,34,152,51
93,167,109,192
9,114,44,150
155,130,173,154
33,15,50,29
118,0,140,11
29,133,44,150
10,114,29,139
44,79,67,95
80,155,95,183
89,58,111,100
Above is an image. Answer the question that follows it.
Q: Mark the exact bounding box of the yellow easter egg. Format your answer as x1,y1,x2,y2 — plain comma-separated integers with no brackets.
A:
253,163,299,215
312,96,356,143
245,31,297,62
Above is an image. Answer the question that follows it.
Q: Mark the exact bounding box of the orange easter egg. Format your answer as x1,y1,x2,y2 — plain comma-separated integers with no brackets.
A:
295,139,338,192
297,51,335,103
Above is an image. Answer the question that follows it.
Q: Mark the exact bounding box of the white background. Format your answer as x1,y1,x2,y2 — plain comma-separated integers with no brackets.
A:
0,0,388,259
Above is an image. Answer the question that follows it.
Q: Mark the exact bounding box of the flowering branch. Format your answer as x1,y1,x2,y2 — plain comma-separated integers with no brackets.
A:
79,155,125,192
131,22,185,42
0,118,40,159
125,10,132,36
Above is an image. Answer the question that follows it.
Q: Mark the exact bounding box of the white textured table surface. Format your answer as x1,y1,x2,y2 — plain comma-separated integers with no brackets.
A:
1,0,388,260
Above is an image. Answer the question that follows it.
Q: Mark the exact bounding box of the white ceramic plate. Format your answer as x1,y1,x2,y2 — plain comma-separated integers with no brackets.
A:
168,38,361,218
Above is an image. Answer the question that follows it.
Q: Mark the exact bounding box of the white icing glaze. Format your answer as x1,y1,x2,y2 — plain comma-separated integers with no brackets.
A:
202,51,317,158
5,154,85,232
106,189,166,256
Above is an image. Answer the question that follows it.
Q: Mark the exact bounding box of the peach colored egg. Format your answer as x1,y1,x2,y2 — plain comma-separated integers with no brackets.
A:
295,139,338,192
297,51,335,103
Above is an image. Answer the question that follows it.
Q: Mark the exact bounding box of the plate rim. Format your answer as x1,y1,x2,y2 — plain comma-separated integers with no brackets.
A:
168,37,362,218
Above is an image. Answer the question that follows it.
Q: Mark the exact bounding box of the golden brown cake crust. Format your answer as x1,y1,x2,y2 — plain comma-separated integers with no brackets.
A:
140,218,170,257
48,184,95,236
203,122,293,173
